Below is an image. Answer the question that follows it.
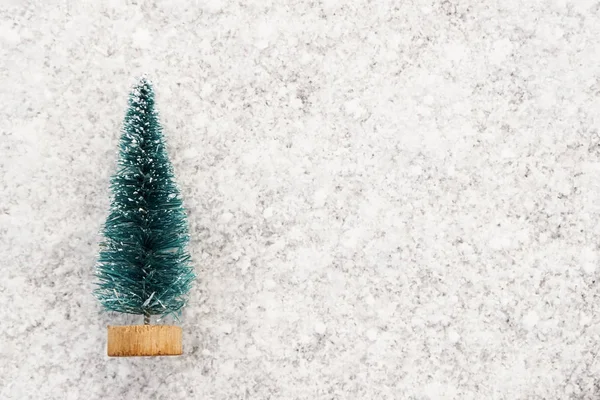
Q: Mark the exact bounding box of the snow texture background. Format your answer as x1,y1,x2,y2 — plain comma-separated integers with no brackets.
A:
2,0,600,399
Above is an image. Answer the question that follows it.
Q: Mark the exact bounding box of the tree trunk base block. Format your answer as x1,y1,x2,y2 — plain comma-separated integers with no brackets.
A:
107,325,182,357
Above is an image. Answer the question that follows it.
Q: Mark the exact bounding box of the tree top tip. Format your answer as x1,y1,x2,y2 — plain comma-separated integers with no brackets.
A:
135,74,154,88
130,75,155,101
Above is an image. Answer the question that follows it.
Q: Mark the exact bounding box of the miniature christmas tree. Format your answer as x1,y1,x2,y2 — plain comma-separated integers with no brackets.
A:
95,77,195,356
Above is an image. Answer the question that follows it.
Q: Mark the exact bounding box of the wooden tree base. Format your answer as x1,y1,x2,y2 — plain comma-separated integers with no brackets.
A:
107,325,182,357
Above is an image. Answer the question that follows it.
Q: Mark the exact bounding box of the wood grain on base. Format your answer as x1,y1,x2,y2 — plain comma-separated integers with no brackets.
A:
107,325,182,357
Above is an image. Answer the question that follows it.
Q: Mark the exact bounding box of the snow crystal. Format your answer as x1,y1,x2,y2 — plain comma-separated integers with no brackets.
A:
366,328,378,341
447,330,461,344
263,207,274,218
221,323,233,334
522,311,540,331
315,321,327,335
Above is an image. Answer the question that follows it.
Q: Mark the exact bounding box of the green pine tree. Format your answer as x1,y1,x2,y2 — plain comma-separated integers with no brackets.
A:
95,77,194,325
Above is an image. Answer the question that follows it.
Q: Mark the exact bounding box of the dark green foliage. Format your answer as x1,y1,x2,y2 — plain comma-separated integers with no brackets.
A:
95,78,194,321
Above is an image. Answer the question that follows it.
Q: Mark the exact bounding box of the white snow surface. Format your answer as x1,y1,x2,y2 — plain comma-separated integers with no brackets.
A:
2,1,600,399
